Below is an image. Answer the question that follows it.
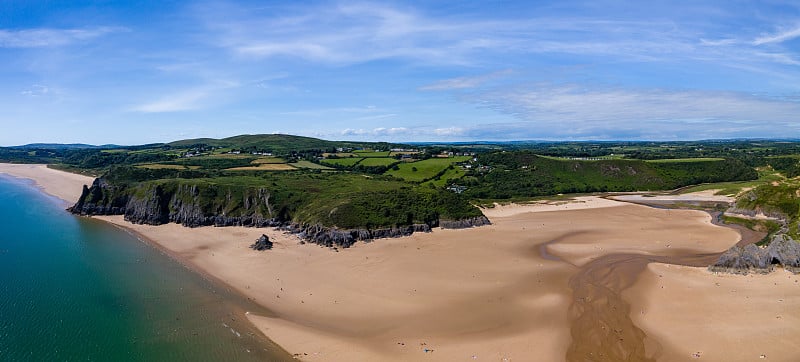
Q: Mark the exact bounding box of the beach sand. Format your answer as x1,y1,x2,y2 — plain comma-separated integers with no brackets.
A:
626,263,800,361
4,163,799,361
0,164,93,204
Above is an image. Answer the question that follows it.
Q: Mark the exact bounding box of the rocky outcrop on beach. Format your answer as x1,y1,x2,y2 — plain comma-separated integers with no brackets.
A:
439,216,491,229
285,223,433,248
287,218,493,249
250,234,273,251
710,234,800,274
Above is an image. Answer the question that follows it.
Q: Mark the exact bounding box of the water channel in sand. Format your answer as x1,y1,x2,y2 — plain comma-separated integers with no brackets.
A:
555,205,765,361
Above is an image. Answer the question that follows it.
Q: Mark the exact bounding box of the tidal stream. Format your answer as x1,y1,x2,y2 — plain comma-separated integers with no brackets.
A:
556,208,764,361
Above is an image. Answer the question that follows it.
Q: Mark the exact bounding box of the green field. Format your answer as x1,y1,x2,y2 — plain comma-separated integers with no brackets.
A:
353,151,391,157
425,166,467,187
384,156,470,182
321,158,364,167
358,157,398,167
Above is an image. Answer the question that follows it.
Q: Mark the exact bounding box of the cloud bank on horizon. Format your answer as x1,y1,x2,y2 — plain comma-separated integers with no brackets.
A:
1,0,799,145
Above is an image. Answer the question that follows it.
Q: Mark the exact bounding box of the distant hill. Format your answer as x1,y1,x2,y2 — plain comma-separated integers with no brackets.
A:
167,134,406,153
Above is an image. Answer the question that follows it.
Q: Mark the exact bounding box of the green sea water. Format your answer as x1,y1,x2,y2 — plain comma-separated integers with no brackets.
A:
0,176,290,361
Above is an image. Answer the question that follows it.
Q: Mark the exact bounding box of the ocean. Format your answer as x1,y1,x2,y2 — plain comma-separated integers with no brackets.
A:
0,176,289,361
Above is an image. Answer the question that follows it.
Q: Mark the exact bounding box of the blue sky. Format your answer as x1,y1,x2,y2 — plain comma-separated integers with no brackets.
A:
1,0,800,145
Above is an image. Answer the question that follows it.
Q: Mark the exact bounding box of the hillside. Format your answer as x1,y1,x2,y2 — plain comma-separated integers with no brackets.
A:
462,151,758,199
5,135,796,248
167,134,403,154
68,166,487,248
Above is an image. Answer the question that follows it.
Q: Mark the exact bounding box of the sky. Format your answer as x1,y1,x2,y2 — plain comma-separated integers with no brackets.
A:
1,0,800,145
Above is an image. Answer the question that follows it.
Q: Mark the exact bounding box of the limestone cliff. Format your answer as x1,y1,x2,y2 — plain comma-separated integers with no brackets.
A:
69,177,490,248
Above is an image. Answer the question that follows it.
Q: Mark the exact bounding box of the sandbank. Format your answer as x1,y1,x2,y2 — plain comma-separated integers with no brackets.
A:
481,196,624,218
609,189,735,203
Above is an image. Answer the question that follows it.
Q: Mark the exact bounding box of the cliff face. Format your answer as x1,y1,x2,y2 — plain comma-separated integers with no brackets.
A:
69,178,284,227
69,177,490,248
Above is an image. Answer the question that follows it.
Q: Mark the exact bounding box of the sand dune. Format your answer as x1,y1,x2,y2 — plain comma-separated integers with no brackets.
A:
3,163,798,361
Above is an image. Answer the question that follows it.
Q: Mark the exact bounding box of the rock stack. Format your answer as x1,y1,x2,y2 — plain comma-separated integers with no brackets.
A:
250,234,273,251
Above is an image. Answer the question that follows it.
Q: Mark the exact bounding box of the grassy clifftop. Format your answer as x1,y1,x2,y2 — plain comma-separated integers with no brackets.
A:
733,180,800,238
72,167,484,231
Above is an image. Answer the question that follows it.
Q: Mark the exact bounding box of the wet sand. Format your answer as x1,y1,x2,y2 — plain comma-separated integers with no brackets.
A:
4,163,798,361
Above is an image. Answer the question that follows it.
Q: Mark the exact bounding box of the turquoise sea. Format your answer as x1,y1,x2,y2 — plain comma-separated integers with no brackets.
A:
0,176,289,361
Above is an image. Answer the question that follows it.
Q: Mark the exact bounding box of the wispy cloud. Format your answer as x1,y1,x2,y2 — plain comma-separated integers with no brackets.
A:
754,25,800,45
341,127,410,137
198,2,488,65
194,2,800,74
280,106,383,117
451,83,800,139
132,89,210,113
420,70,513,91
0,27,119,48
20,84,53,97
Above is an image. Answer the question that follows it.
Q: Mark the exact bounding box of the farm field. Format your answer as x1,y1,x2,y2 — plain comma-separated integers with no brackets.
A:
353,151,391,157
290,160,334,169
384,156,470,182
320,158,364,167
358,157,398,167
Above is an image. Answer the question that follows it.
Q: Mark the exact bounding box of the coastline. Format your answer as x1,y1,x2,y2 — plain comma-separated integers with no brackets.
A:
3,163,799,361
0,164,93,206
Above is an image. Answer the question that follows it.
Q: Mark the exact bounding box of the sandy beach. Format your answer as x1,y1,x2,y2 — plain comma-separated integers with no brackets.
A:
0,164,93,204
3,163,799,361
626,263,800,361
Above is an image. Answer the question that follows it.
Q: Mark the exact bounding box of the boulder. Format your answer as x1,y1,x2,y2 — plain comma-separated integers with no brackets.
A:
250,234,273,251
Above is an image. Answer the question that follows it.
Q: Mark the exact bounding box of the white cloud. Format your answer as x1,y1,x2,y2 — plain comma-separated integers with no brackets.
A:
456,83,800,139
475,84,800,122
433,127,465,136
341,127,410,137
20,84,52,97
420,70,513,91
132,89,210,113
0,27,119,48
754,25,800,45
130,79,240,113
